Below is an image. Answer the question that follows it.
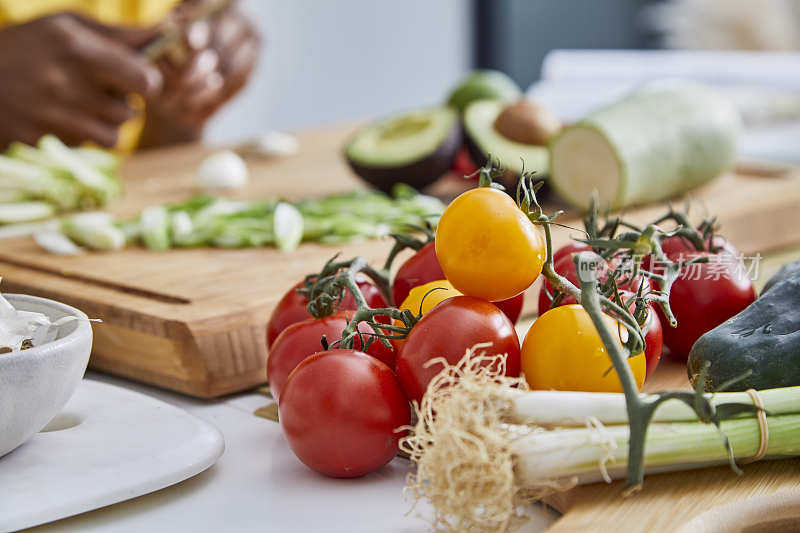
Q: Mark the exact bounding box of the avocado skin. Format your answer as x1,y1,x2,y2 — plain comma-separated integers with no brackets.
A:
345,123,462,194
463,131,552,201
446,70,521,113
688,275,800,391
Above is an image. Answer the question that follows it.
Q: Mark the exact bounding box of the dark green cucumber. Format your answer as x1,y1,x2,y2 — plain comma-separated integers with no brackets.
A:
688,269,800,391
762,258,800,294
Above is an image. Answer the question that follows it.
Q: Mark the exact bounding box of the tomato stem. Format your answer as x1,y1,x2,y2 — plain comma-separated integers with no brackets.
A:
304,255,417,351
575,251,650,488
303,255,393,316
382,224,435,278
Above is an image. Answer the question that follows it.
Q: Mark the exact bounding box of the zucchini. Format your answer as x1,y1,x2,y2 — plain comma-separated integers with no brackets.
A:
550,83,741,210
688,265,800,391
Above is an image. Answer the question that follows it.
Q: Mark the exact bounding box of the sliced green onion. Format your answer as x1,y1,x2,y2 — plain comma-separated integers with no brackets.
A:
33,231,84,255
74,147,119,174
0,201,56,224
139,205,171,251
170,211,194,245
38,135,120,204
0,189,28,203
5,141,61,169
62,212,125,251
0,155,79,209
0,219,60,239
273,202,303,252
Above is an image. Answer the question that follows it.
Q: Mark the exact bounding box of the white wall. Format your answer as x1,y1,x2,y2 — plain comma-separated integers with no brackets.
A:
206,0,475,142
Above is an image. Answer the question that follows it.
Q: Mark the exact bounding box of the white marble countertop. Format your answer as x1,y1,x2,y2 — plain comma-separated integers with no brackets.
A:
25,370,556,533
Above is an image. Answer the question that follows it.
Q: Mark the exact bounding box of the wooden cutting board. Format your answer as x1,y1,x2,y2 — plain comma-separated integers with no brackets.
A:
545,360,800,533
1,124,800,397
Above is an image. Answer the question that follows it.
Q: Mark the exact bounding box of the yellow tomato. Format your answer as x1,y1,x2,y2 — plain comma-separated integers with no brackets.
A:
521,304,646,393
399,279,462,317
435,187,545,301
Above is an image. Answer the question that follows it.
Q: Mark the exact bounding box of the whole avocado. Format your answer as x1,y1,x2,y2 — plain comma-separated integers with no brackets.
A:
446,70,521,113
688,263,800,391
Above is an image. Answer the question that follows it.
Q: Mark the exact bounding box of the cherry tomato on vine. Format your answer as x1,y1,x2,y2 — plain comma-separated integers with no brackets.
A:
653,250,756,360
392,242,445,306
494,293,525,324
538,252,650,315
451,146,479,178
393,241,526,323
395,296,521,404
399,279,462,317
279,349,410,478
266,276,387,348
642,233,739,273
521,304,646,393
267,312,396,401
551,242,592,266
435,187,545,302
641,306,663,379
660,234,738,260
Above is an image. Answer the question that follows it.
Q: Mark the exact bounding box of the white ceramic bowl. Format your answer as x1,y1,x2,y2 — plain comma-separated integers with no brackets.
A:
0,294,92,458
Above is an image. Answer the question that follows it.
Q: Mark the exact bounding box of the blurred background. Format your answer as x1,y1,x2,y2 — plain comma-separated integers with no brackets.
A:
211,0,800,162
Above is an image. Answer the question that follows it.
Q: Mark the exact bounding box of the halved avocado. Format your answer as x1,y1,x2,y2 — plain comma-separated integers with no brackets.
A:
446,70,521,113
463,99,555,179
345,107,461,193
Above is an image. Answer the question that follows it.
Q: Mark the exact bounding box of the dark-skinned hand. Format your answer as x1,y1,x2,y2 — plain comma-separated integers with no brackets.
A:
139,0,260,148
0,12,162,149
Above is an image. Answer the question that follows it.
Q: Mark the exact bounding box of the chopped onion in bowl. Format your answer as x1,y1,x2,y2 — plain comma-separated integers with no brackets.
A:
0,278,95,352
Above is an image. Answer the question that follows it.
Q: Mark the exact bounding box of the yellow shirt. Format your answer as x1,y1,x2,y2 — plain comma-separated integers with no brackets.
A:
0,0,177,27
0,0,180,151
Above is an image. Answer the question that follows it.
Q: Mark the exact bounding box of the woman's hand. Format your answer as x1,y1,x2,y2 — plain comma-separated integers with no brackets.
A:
0,13,162,149
139,1,259,148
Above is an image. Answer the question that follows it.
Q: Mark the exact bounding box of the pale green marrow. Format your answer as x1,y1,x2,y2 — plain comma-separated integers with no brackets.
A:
550,84,741,210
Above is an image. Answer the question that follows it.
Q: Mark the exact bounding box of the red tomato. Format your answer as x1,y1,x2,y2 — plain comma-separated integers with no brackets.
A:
266,277,388,348
279,349,410,478
267,312,396,401
661,234,738,258
551,242,591,265
654,251,756,360
642,305,663,380
644,234,738,272
495,293,525,324
451,146,479,178
395,296,521,404
538,253,650,315
392,242,445,306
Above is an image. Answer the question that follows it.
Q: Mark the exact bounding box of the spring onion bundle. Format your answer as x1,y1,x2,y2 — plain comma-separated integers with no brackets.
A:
31,185,444,254
0,136,121,222
401,345,800,532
